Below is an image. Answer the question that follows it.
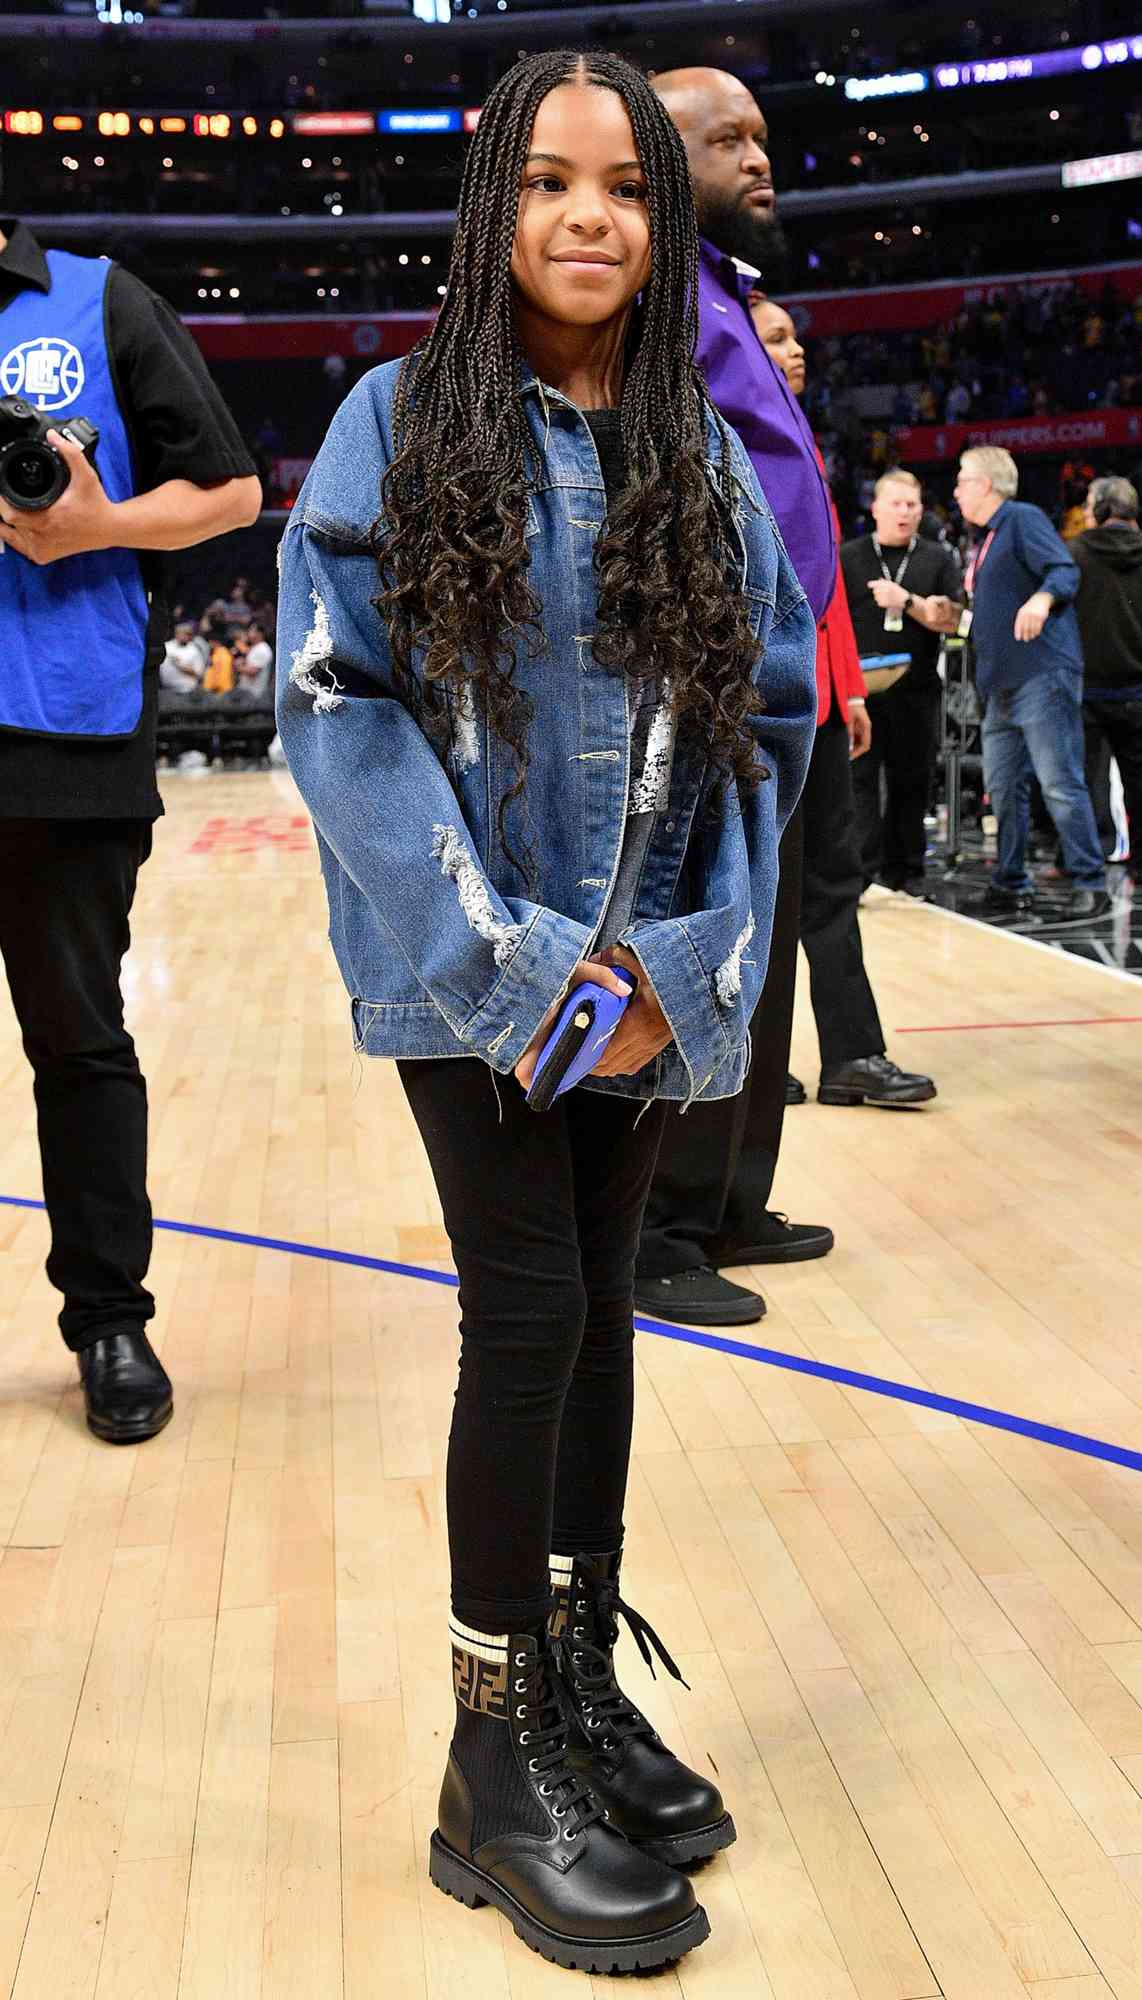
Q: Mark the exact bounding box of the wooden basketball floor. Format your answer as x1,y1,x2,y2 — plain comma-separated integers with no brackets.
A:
2,770,1142,2000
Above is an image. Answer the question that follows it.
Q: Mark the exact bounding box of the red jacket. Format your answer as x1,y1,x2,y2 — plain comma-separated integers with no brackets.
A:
813,457,866,728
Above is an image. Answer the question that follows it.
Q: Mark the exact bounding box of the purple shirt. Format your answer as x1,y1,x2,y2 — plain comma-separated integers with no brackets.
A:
696,237,835,623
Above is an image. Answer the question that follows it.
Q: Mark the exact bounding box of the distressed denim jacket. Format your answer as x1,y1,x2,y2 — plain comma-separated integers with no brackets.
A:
276,358,817,1105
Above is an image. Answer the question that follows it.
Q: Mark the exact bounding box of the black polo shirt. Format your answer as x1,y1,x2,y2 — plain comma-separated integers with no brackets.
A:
0,219,257,817
840,533,963,691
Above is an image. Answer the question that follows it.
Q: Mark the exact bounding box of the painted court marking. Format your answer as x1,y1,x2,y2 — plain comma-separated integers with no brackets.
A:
3,1195,1140,1478
897,1014,1142,1034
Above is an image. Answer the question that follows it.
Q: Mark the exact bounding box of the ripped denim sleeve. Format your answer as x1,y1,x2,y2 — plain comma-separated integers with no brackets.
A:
714,914,755,1008
290,589,344,715
431,824,527,969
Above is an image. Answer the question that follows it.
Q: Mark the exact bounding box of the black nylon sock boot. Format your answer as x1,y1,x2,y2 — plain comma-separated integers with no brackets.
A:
549,1552,737,1867
431,1616,710,1973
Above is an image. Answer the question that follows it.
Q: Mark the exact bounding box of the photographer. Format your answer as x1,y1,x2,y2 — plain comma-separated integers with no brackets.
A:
0,217,261,1443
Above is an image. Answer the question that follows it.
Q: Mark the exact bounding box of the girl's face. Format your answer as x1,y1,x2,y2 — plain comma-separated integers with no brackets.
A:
748,296,806,396
510,84,653,336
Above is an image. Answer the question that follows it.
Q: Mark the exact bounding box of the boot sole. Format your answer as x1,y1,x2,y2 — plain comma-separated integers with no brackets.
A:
428,1831,710,1972
816,1084,937,1108
85,1400,173,1445
634,1812,738,1867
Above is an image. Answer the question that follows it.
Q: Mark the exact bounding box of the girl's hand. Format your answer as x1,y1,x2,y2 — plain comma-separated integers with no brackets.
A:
588,944,674,1078
514,956,634,1091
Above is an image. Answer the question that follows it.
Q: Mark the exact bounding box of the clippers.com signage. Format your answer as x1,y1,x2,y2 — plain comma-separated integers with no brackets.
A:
894,407,1142,462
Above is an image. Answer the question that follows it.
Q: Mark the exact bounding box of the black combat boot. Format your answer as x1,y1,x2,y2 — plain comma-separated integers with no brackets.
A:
430,1620,710,1973
549,1552,736,1867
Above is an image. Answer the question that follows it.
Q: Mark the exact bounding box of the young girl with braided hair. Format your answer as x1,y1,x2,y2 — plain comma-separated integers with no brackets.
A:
278,47,815,1973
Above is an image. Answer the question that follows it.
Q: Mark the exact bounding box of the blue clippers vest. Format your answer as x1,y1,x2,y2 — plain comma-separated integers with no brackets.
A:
0,249,149,737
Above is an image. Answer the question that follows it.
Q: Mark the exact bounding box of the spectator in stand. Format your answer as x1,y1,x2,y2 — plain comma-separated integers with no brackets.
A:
953,446,1109,921
841,471,964,893
160,620,205,692
751,298,936,1109
237,620,274,699
945,378,972,424
201,621,235,693
223,576,253,626
1073,476,1142,867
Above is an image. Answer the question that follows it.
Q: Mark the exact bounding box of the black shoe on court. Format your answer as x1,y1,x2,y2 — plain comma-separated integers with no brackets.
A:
633,1266,764,1327
710,1211,835,1266
550,1551,736,1869
785,1072,807,1105
817,1055,937,1109
1044,887,1114,924
432,1628,709,1973
77,1332,173,1445
964,883,1033,915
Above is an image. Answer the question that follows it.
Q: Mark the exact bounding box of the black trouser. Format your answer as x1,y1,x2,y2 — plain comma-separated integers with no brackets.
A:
635,802,803,1280
1084,692,1142,859
852,677,941,886
0,819,155,1353
398,1058,667,1634
801,708,886,1071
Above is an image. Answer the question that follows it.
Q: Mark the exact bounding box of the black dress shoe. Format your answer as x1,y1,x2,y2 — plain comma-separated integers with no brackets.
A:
77,1332,173,1444
785,1072,807,1105
633,1266,764,1327
964,884,1033,915
710,1210,834,1266
817,1055,937,1109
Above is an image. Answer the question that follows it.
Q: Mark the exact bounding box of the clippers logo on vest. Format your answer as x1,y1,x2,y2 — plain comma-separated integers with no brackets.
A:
0,248,149,740
1,336,86,411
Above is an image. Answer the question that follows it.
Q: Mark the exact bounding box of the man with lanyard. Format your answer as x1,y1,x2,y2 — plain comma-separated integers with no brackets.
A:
841,470,963,893
0,218,261,1440
632,69,836,1328
951,445,1108,921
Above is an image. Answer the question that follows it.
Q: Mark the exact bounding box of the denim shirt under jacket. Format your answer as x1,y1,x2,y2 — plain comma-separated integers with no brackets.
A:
276,358,817,1106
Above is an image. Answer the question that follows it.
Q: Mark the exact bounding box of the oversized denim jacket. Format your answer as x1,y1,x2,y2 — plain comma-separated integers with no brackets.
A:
276,358,817,1105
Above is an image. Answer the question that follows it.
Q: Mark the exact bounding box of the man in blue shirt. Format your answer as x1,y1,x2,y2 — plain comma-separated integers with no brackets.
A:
953,446,1108,920
632,69,836,1330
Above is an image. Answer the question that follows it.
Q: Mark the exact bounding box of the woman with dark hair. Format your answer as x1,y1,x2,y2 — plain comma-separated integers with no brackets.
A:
278,48,815,1974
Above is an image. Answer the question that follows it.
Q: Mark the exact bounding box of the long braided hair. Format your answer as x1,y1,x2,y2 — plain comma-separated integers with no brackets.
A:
372,48,767,884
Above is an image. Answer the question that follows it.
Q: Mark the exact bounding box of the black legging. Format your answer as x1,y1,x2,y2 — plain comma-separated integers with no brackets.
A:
398,1058,667,1634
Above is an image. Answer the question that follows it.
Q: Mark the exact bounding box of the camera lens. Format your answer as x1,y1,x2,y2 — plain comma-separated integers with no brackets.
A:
0,440,67,511
10,451,51,496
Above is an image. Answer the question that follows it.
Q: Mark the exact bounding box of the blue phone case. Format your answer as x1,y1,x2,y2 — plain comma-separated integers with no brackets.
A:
526,968,637,1113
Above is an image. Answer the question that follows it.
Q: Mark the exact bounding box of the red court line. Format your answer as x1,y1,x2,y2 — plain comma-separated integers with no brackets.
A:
898,1015,1142,1033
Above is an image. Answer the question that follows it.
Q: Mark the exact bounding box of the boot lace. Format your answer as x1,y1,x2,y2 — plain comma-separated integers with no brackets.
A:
565,1557,690,1754
512,1642,605,1840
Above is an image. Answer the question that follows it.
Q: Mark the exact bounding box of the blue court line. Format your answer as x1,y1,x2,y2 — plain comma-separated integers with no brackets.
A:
3,1193,1141,1477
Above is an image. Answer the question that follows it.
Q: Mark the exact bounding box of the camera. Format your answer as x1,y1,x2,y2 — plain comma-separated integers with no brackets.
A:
0,396,100,513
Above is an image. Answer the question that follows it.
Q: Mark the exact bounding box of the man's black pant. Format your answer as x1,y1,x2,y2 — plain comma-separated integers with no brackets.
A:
635,803,803,1280
852,677,941,887
0,819,155,1353
801,708,886,1072
1084,692,1142,859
